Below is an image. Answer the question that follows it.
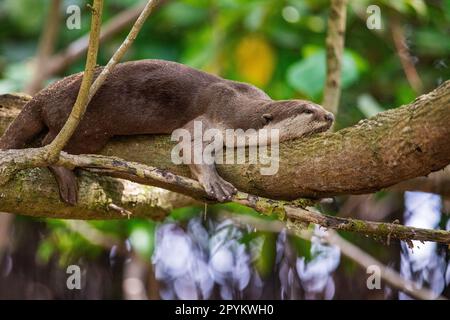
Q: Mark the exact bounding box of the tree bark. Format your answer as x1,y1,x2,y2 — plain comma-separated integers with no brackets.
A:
1,80,450,202
104,81,450,200
0,167,196,220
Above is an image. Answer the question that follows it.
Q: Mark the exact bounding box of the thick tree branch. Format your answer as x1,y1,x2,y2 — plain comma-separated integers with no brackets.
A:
0,82,449,242
0,167,196,220
2,145,450,243
1,97,448,242
285,206,450,244
0,80,449,198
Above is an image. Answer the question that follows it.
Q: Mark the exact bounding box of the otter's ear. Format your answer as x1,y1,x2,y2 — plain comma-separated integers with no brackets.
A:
262,113,273,124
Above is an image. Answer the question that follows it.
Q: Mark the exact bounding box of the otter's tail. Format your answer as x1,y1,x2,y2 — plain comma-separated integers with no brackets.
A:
0,93,45,149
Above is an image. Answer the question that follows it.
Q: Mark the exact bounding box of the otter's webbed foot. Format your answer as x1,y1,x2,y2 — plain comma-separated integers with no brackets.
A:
198,169,238,202
48,165,78,205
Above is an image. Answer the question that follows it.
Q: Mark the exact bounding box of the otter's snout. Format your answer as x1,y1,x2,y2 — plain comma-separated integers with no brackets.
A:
312,107,334,124
324,112,334,123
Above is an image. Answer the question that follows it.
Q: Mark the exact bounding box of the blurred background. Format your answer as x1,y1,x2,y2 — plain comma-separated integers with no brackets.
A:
0,0,449,299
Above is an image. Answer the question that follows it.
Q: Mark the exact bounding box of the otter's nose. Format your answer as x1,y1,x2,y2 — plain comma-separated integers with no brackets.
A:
324,113,334,123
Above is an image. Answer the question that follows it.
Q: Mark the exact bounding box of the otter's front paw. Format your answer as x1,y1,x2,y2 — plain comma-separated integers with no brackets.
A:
201,174,238,202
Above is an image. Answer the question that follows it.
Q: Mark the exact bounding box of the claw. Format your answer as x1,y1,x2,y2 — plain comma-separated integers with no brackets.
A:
204,179,234,202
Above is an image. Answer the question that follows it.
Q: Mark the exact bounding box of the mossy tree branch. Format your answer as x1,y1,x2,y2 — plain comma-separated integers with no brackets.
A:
1,148,449,244
0,58,449,244
227,214,446,300
87,0,159,103
0,91,450,243
0,81,449,196
1,81,449,199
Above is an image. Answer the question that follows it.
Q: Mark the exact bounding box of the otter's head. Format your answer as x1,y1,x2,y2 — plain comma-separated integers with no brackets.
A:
259,100,334,141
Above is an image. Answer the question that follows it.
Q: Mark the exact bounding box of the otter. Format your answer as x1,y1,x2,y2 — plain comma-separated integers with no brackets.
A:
0,59,334,204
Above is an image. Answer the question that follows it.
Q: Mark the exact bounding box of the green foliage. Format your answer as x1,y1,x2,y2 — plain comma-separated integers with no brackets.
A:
37,219,103,266
287,48,364,101
2,0,47,34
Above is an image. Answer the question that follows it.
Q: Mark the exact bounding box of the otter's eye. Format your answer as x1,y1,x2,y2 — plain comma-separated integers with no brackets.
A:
304,109,313,115
262,113,273,123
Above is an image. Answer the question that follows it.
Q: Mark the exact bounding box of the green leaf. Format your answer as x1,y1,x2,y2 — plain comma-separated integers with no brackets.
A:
161,2,208,28
416,29,450,55
287,49,360,100
169,206,203,221
3,0,46,34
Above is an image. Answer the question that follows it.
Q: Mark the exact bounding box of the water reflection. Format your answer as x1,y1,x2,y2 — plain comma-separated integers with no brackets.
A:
400,192,447,299
296,227,340,300
152,217,340,300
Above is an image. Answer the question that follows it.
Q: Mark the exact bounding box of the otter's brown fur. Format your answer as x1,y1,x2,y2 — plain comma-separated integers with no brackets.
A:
0,59,333,204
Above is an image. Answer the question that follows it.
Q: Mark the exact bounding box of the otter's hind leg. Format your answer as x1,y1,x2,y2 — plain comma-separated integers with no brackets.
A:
48,165,78,205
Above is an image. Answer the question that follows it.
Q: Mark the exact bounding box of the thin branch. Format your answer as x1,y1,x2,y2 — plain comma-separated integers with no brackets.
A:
46,2,145,76
284,206,450,244
2,81,449,201
24,0,61,94
322,0,347,115
55,151,450,244
0,1,158,181
0,213,13,262
45,0,104,160
0,81,449,226
87,0,159,102
46,0,158,161
46,1,167,77
391,18,423,94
